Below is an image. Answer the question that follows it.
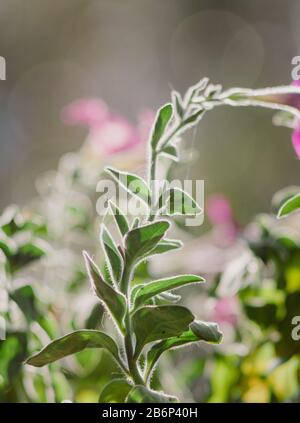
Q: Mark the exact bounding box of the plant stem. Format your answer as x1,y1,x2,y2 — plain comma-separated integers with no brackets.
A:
120,260,145,385
148,124,182,185
124,316,144,385
148,123,183,222
160,123,183,151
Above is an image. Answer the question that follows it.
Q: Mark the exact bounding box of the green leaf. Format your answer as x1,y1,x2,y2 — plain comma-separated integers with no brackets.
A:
106,167,151,206
146,320,222,379
85,303,105,329
109,201,129,237
157,291,181,303
0,233,15,256
134,274,204,307
146,330,200,379
125,221,170,266
18,240,46,258
10,239,47,272
26,330,120,367
149,238,183,255
99,379,132,403
183,108,204,125
132,305,194,358
83,252,126,332
10,285,40,322
102,261,114,286
131,284,181,306
190,320,223,343
172,91,184,119
272,186,300,213
0,332,27,385
126,385,178,403
151,103,173,150
131,217,140,229
100,224,123,285
277,193,300,218
166,188,202,216
160,144,179,161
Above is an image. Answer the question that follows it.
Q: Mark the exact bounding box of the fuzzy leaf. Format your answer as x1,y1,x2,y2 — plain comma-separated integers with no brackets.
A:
190,320,223,343
102,261,114,286
109,201,129,237
106,167,150,206
277,193,300,218
10,285,40,322
26,330,120,367
100,224,123,284
99,379,132,403
132,305,194,358
151,103,173,150
183,108,204,125
134,274,204,307
172,91,184,119
166,188,202,216
126,385,178,403
131,285,181,306
160,144,179,161
83,252,126,332
149,238,183,255
146,330,199,379
125,221,170,265
146,320,222,379
157,291,181,303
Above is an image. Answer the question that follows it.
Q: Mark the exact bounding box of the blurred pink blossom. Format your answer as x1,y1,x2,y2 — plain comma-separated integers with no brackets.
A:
62,98,154,157
212,297,238,327
61,98,109,128
207,194,233,226
88,116,140,156
206,194,238,245
288,79,300,108
292,124,300,159
138,109,155,142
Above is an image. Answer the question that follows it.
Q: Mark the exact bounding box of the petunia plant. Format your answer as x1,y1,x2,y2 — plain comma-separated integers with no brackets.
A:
25,78,300,403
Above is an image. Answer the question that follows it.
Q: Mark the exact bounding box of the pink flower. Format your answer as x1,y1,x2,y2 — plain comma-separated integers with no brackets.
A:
88,116,140,156
212,297,238,327
61,98,109,128
62,97,155,158
206,194,238,245
207,194,233,225
292,124,300,159
137,109,155,142
288,79,300,109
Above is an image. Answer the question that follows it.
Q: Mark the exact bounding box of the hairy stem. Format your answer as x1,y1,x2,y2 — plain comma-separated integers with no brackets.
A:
124,317,144,385
148,123,183,222
120,260,145,385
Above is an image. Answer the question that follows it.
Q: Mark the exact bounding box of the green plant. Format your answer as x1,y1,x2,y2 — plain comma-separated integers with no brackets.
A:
25,79,300,402
0,207,71,402
25,79,226,402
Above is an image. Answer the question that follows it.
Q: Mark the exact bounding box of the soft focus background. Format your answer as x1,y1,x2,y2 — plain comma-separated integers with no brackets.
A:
1,0,300,222
1,1,300,404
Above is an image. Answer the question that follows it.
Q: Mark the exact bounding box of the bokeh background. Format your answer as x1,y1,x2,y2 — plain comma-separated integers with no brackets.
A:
0,0,300,222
